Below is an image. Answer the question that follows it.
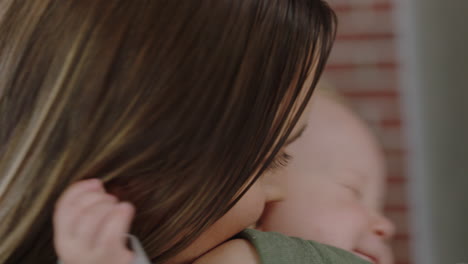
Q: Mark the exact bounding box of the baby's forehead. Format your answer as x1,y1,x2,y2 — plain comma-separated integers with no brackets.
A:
307,93,375,144
288,92,387,205
294,94,384,171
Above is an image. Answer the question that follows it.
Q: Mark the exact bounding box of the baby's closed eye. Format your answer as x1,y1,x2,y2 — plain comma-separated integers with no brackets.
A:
338,183,363,199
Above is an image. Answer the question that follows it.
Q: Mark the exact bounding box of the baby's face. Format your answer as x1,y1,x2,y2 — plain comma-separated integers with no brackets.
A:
258,93,395,264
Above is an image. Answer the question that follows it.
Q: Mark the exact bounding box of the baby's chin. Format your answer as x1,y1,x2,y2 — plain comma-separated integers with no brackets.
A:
352,250,379,264
352,244,395,264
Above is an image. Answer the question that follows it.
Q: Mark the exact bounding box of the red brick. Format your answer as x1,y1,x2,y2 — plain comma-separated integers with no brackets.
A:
380,127,405,150
384,148,407,156
386,175,407,184
384,205,408,213
343,97,402,124
386,210,410,234
334,8,395,36
322,68,399,91
381,118,402,128
328,39,397,65
393,233,410,241
332,1,393,12
391,239,412,263
385,182,409,206
326,61,398,71
336,32,395,41
327,0,391,6
341,90,399,98
385,151,407,176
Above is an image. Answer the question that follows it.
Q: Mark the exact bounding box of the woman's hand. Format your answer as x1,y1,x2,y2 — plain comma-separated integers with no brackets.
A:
53,179,135,264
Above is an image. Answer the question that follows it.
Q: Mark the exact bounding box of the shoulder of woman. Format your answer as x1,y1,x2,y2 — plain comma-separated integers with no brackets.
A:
193,239,261,264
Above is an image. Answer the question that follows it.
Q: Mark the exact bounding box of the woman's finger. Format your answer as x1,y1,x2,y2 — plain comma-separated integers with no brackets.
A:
75,199,118,248
55,179,103,211
55,190,115,243
54,180,103,247
97,202,135,250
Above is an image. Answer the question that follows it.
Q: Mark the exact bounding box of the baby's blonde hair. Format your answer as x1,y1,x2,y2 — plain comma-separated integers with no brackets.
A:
314,80,385,152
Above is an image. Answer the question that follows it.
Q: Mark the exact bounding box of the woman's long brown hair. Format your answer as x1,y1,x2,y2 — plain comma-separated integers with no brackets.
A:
0,0,336,263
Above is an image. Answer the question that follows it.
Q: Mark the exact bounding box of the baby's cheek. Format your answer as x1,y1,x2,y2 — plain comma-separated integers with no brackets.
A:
307,209,362,250
296,201,370,251
334,203,371,246
234,182,267,227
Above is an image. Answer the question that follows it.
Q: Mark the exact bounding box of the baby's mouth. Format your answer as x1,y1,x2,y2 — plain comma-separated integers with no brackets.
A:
353,249,379,264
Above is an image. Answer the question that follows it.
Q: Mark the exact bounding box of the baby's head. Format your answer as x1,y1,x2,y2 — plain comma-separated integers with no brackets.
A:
259,90,395,264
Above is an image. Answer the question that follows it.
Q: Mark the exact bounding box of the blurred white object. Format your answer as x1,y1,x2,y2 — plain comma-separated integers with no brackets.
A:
396,0,468,264
57,234,151,264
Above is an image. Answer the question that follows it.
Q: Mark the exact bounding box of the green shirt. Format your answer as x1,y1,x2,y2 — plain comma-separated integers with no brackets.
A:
61,231,370,264
237,229,371,264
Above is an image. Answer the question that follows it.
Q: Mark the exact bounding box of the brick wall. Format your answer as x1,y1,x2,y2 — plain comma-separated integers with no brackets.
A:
322,1,411,264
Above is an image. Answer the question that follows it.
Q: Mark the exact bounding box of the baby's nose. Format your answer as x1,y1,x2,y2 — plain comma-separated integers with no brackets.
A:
372,213,396,240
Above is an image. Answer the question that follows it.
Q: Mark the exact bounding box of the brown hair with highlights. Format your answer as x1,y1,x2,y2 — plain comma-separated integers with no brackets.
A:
0,0,336,263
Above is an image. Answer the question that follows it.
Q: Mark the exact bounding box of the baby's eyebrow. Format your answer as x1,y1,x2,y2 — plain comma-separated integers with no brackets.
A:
285,124,307,146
